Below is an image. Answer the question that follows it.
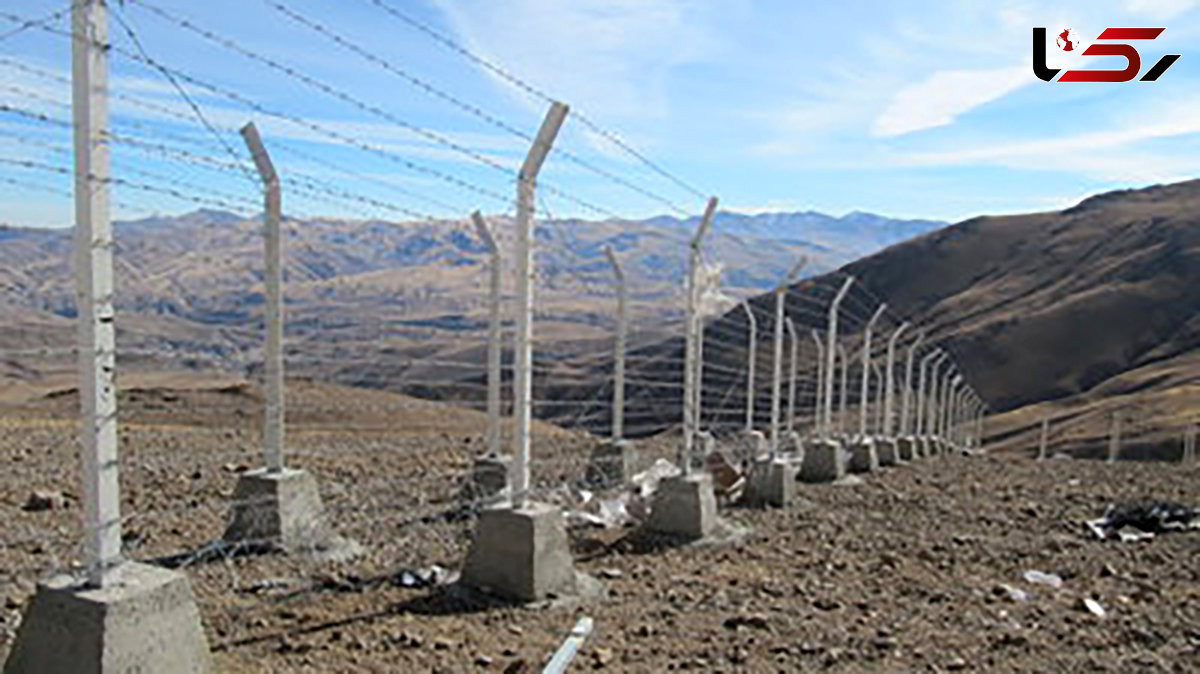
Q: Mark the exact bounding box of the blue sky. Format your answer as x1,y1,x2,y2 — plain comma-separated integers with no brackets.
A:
2,0,1200,228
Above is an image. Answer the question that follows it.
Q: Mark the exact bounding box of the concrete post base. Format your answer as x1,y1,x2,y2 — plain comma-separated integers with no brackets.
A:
462,454,512,507
224,467,330,553
897,436,917,461
3,562,211,674
799,438,846,483
848,437,879,473
876,437,899,466
460,502,578,602
584,440,633,488
783,431,806,462
916,436,932,459
741,458,798,508
646,474,718,539
730,429,767,464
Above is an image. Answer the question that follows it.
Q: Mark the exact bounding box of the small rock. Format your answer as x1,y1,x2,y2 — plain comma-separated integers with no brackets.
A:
502,660,529,674
592,647,614,667
722,613,769,630
1081,597,1106,617
597,568,624,580
475,654,494,667
946,656,968,670
23,490,66,512
432,637,453,651
993,584,1029,602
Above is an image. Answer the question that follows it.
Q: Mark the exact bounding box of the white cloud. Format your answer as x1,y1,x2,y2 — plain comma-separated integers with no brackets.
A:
436,0,718,120
872,65,1034,137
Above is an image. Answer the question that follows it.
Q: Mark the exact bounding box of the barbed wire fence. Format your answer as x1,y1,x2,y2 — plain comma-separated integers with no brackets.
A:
1,0,999,668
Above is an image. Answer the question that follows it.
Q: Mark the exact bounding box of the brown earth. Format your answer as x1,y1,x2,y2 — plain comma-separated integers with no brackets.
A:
2,383,1197,673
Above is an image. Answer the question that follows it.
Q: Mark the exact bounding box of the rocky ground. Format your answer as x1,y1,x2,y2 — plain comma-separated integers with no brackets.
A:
1,382,1198,672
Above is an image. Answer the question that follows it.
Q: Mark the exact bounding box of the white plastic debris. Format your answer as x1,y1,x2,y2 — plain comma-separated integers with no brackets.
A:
1022,570,1063,589
1082,597,1106,617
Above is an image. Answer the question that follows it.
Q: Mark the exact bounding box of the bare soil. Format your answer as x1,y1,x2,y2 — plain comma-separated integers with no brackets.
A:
1,383,1198,673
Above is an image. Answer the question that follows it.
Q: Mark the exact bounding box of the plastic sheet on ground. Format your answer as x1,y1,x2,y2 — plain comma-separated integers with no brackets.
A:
1085,500,1200,542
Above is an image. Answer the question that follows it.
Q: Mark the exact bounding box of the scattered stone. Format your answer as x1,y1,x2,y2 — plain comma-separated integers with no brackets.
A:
591,647,614,667
722,613,769,630
946,656,968,670
1081,597,1106,617
993,584,1029,602
475,654,494,667
1022,570,1063,589
503,659,529,674
22,490,66,512
432,637,453,651
598,568,624,579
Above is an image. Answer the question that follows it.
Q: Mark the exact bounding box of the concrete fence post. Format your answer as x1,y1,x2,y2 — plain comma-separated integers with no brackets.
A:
884,322,909,437
512,101,569,506
860,303,886,438
810,329,824,437
824,277,854,437
786,318,799,434
901,333,924,436
603,245,627,441
472,211,502,456
838,343,849,436
740,300,757,432
240,123,285,474
682,198,718,474
1038,416,1049,460
770,259,806,455
3,3,215,669
70,0,121,587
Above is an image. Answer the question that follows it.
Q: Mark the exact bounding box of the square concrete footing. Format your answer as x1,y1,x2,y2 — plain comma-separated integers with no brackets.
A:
3,562,211,673
729,429,767,464
460,502,578,602
876,437,899,466
917,437,932,459
741,458,798,508
897,436,917,461
646,474,718,540
799,438,847,483
584,440,634,488
224,467,331,553
848,437,879,473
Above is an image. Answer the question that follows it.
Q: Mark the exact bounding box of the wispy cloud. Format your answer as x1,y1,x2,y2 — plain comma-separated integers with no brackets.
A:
872,65,1034,137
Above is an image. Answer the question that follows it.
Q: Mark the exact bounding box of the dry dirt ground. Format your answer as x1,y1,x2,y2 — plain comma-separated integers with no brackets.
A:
1,382,1198,673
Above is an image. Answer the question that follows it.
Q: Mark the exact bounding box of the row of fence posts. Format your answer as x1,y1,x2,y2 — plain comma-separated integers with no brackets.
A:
7,1,991,668
1036,411,1197,463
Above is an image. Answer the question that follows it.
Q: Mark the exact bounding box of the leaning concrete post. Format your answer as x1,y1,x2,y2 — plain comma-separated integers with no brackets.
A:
472,212,502,457
860,303,886,438
810,329,824,436
511,102,569,506
740,301,757,432
6,3,212,670
604,245,627,441
770,258,806,455
902,333,924,436
785,318,799,433
838,343,849,436
226,127,348,557
823,276,854,436
682,198,717,475
872,361,885,432
462,102,587,604
884,322,908,437
241,123,285,473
